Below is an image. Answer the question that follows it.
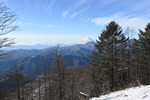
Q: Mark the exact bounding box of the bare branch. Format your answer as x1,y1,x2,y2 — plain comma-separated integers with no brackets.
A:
0,2,19,59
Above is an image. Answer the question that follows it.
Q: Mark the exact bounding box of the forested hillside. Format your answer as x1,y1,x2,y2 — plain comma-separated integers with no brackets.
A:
0,42,94,74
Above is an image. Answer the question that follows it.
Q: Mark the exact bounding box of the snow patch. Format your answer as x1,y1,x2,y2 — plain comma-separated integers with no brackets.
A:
77,37,95,44
90,85,150,100
80,92,89,97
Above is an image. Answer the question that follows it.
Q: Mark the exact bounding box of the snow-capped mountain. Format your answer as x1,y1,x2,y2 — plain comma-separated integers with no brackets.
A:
77,37,95,44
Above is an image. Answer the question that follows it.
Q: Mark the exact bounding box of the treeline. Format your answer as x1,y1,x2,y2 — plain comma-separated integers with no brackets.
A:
90,21,150,96
0,47,93,100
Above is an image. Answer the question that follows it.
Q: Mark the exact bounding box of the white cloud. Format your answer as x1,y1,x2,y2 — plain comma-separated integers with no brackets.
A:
46,0,56,13
18,21,22,24
47,24,54,28
18,21,55,28
17,21,43,26
91,13,150,31
70,0,87,9
62,0,89,18
28,22,32,25
70,6,90,19
25,22,40,26
62,11,69,18
71,12,78,19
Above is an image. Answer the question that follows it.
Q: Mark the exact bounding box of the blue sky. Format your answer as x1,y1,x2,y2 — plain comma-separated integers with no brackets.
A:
1,0,150,45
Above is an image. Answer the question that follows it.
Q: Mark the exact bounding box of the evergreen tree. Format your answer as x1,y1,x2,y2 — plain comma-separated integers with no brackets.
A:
138,23,150,85
91,21,128,93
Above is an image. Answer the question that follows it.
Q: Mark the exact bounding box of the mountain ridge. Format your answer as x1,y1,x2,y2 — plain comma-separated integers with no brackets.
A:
0,42,95,74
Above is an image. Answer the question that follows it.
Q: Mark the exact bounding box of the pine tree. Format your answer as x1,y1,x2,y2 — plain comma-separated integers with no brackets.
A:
138,23,150,85
91,21,128,93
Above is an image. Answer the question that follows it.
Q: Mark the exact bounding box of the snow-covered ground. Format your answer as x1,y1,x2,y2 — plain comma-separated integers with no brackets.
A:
90,85,150,100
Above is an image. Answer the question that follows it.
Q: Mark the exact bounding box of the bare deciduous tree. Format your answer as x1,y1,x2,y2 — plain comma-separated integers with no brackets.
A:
0,2,18,58
6,64,26,100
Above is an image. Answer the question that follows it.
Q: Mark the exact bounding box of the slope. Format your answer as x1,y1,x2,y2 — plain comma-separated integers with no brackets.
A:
90,85,150,100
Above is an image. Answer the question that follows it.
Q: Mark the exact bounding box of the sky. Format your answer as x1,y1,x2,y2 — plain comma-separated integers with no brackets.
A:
1,0,150,45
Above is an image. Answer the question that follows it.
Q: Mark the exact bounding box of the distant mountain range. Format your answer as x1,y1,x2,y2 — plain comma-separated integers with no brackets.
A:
0,37,96,74
3,37,95,50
